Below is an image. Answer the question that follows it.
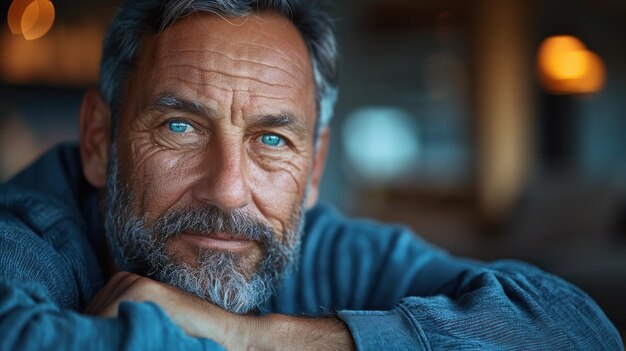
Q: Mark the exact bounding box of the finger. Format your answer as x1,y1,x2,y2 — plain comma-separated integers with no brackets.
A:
83,272,125,315
93,272,132,311
100,274,162,318
84,272,141,316
100,272,143,313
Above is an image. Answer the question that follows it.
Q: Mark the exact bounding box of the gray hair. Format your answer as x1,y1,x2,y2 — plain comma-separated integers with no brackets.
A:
100,0,338,136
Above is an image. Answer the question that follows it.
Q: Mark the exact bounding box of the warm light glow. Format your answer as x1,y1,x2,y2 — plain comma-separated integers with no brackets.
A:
22,1,55,40
537,35,606,94
7,0,32,34
547,49,589,80
0,24,104,85
7,0,55,40
578,52,606,93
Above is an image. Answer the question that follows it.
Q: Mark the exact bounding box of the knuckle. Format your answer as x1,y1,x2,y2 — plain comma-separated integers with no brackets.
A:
128,276,159,299
111,271,134,285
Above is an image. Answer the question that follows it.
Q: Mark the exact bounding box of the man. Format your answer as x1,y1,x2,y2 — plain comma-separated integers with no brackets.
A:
0,0,622,350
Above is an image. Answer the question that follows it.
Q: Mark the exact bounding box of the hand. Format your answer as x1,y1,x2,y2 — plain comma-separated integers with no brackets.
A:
83,271,245,348
84,271,355,350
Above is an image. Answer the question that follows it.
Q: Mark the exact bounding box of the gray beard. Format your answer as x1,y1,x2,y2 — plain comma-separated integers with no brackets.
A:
103,144,305,314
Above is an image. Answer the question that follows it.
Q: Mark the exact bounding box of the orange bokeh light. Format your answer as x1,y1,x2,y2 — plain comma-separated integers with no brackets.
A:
7,0,55,40
7,0,32,34
537,35,606,94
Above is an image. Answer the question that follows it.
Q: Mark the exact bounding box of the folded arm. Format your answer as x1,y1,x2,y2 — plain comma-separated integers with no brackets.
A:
272,208,624,350
0,214,222,351
1,203,621,351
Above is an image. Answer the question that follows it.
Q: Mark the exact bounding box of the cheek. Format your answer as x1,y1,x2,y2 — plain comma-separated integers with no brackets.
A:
248,158,311,233
129,146,205,218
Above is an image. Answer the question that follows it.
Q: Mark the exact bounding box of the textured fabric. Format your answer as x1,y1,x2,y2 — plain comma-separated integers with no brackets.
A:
0,144,623,350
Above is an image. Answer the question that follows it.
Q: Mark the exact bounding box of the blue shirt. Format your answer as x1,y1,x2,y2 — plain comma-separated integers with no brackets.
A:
0,144,622,350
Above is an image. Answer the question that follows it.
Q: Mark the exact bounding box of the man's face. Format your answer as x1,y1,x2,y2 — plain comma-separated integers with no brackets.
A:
103,12,317,313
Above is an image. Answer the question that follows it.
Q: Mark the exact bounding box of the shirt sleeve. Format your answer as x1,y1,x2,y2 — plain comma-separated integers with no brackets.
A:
0,216,224,351
0,280,224,351
294,207,624,350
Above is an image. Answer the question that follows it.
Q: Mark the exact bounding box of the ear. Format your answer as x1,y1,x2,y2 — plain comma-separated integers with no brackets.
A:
305,127,331,209
79,89,111,188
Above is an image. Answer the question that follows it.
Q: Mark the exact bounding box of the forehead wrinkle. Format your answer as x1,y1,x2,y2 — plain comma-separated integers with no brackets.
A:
157,61,299,90
161,76,239,94
159,63,298,91
134,13,316,132
248,93,298,104
153,44,305,90
157,76,299,107
238,40,309,72
158,16,311,79
159,48,304,83
166,41,301,70
238,40,309,73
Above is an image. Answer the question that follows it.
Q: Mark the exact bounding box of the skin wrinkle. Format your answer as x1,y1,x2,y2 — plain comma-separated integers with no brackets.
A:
128,139,163,180
103,154,297,314
127,114,209,219
228,89,247,132
156,19,310,86
127,136,161,214
140,85,309,155
153,63,303,106
165,63,295,90
155,35,306,79
150,162,202,225
161,75,299,106
161,49,304,83
248,157,306,236
145,91,308,157
247,94,298,103
105,13,318,312
160,77,234,92
165,13,307,70
238,41,304,68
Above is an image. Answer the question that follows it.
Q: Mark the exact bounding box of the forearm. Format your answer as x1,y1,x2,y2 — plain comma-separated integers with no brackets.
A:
85,272,354,351
0,281,219,351
241,314,355,351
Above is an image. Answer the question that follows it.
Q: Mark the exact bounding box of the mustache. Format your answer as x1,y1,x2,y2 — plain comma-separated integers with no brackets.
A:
149,204,276,243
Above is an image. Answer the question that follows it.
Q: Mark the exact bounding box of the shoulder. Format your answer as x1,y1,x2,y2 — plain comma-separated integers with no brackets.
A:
305,203,404,241
268,203,449,314
303,203,441,259
0,182,95,309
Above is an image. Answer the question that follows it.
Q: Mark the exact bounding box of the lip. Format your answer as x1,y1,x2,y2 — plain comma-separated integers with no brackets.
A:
179,232,254,251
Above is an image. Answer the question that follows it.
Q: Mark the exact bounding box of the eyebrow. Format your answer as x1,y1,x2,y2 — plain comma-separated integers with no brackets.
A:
151,94,216,118
150,94,310,139
250,113,309,139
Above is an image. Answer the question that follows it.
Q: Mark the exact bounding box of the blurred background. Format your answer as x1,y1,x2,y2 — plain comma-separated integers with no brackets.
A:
1,0,625,339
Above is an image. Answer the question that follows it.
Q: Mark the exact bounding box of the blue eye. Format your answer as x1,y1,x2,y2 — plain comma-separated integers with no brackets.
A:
260,134,285,147
168,121,195,133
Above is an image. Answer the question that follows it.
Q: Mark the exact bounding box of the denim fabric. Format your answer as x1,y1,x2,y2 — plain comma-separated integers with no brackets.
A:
0,144,622,350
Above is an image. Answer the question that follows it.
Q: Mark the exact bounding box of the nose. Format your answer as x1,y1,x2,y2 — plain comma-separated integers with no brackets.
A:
191,140,252,212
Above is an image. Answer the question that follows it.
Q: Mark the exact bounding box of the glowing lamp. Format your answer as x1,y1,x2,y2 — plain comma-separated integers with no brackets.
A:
537,35,606,94
7,0,55,40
